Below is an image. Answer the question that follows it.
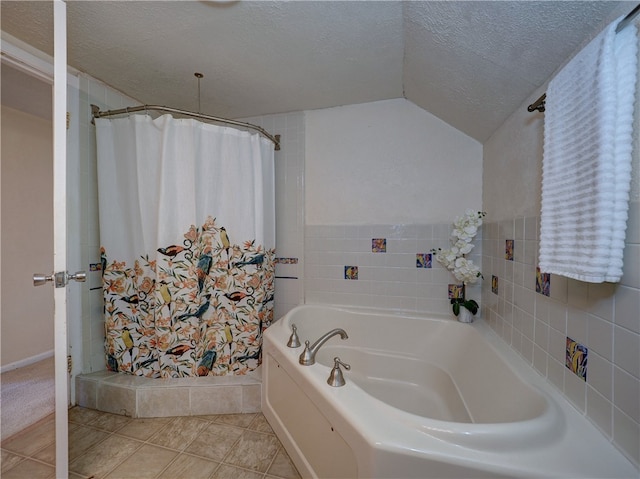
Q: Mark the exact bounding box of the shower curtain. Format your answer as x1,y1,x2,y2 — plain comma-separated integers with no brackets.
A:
96,114,275,378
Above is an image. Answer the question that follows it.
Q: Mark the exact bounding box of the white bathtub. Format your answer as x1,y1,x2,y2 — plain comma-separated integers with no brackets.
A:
262,305,636,478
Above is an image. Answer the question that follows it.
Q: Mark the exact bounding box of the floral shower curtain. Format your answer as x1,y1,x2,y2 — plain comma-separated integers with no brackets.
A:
96,114,275,378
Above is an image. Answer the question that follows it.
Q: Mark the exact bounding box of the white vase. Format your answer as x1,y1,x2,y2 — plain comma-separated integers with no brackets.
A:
457,307,474,323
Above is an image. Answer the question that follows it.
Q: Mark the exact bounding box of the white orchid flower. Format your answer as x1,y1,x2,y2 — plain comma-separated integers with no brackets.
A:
433,209,485,288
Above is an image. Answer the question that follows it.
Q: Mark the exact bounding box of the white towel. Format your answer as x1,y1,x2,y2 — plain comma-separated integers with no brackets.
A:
539,16,638,283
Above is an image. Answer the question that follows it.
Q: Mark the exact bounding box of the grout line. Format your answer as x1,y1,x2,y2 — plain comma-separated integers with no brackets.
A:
151,449,189,479
68,419,147,478
262,444,284,478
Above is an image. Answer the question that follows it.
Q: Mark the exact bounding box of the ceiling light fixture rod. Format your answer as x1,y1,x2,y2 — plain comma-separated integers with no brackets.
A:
527,2,640,114
91,104,281,151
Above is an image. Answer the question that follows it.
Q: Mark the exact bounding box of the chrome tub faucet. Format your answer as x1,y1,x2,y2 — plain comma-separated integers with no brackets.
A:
298,328,348,365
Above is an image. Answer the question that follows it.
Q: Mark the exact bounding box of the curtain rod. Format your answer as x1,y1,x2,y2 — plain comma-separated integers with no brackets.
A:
91,104,281,150
527,3,640,113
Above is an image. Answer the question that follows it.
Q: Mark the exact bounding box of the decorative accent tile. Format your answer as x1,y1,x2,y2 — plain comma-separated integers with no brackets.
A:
448,284,463,299
566,337,588,381
416,253,432,268
536,267,550,296
372,238,387,253
344,266,358,280
505,239,514,261
275,257,298,264
491,275,499,294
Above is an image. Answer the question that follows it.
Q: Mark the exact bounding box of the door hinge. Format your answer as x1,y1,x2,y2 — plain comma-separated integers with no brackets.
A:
66,112,70,130
67,355,72,373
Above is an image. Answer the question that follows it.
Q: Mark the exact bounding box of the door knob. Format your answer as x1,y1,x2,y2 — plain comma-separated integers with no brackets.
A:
33,271,87,287
68,271,87,282
33,273,54,286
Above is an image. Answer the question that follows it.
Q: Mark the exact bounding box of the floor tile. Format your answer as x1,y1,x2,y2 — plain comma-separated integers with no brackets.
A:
1,417,55,456
68,425,110,460
223,430,281,473
0,458,55,479
248,413,275,434
211,463,264,479
69,472,91,479
156,453,220,478
184,422,243,462
90,411,132,432
3,406,300,479
115,417,171,441
206,413,256,428
69,434,143,478
147,416,209,452
104,444,178,478
267,447,301,479
32,442,56,465
68,407,104,425
1,449,25,473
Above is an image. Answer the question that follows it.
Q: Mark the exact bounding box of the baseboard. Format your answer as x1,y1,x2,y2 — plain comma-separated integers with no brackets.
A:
0,349,55,374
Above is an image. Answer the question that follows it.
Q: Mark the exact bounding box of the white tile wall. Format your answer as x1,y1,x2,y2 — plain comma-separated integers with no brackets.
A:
481,200,640,468
240,112,306,321
75,74,141,376
304,222,483,315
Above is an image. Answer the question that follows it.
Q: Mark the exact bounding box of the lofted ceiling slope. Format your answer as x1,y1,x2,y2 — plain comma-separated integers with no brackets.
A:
1,1,633,142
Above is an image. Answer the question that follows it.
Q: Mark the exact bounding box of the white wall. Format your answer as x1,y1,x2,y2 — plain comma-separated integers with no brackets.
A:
483,88,545,220
303,99,484,314
481,44,640,470
1,105,54,367
305,98,482,225
246,99,485,317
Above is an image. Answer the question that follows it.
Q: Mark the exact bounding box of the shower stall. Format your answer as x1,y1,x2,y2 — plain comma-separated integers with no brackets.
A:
76,105,283,417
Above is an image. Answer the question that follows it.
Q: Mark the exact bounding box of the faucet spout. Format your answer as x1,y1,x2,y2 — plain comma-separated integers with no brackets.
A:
298,328,348,365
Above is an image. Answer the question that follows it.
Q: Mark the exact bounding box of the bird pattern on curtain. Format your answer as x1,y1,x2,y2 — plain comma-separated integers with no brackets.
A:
103,216,275,378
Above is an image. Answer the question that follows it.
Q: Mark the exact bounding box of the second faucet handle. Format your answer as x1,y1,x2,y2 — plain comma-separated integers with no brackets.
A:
327,357,351,387
299,340,312,364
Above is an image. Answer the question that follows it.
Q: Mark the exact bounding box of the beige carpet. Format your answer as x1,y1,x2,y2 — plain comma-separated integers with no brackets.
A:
1,357,55,441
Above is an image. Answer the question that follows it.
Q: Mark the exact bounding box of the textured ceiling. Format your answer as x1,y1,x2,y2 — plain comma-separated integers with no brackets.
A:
0,1,633,141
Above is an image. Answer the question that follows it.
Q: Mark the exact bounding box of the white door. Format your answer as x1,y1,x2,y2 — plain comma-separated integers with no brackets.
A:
30,2,82,477
3,2,79,476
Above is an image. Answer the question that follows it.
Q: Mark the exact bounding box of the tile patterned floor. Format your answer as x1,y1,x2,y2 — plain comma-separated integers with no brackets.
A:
1,407,300,479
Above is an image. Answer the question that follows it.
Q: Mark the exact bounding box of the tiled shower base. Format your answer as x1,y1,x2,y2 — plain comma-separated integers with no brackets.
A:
75,369,262,418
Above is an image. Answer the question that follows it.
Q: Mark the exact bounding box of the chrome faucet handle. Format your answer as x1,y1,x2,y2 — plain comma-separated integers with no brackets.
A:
327,357,351,387
287,324,301,348
299,340,313,364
